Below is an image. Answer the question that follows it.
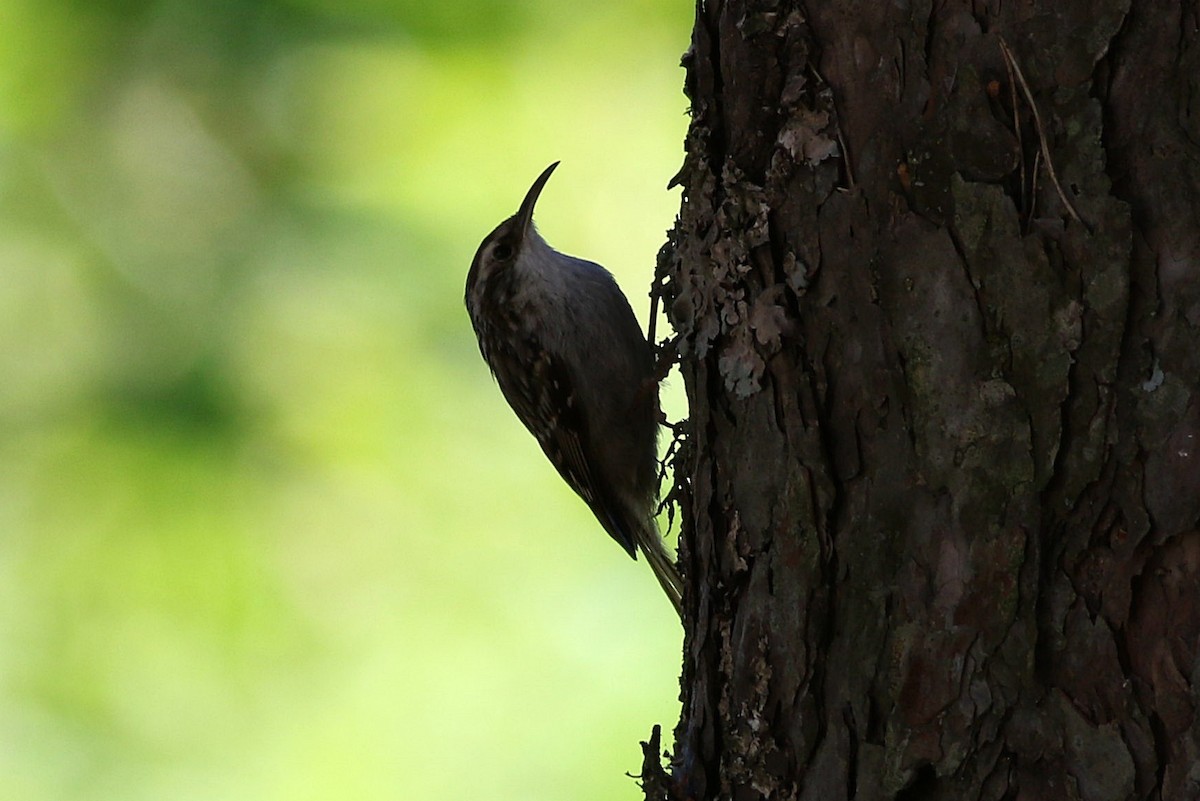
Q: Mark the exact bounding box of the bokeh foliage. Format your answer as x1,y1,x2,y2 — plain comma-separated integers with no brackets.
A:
0,1,691,798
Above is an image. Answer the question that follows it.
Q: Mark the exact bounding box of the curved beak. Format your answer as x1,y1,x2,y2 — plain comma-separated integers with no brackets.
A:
514,161,559,241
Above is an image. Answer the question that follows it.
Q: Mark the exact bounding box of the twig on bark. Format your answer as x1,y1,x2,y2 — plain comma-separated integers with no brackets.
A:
998,37,1087,229
1001,44,1027,217
1030,147,1041,224
836,128,855,189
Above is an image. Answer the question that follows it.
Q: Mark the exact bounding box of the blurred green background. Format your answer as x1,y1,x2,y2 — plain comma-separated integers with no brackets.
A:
0,1,692,798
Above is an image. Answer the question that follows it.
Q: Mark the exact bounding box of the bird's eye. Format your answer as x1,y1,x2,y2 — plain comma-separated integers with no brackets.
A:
491,242,514,262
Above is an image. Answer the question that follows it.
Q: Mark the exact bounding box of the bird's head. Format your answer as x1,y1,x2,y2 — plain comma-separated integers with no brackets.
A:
466,161,559,306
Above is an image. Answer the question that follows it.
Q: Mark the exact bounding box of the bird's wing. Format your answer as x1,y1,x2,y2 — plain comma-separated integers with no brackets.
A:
490,335,638,557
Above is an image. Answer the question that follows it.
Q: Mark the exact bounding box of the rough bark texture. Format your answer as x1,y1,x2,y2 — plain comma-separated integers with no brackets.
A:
653,1,1200,799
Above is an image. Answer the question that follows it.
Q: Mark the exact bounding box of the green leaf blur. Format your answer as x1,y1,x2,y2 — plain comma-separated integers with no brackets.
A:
0,1,691,799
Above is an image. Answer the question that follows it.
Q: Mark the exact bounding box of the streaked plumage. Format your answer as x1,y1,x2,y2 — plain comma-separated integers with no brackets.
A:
465,162,682,615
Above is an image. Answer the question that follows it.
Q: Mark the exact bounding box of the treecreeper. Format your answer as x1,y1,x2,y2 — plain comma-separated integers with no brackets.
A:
465,162,682,617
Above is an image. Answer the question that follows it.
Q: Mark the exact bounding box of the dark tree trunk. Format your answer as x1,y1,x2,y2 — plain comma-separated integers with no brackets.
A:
651,1,1200,799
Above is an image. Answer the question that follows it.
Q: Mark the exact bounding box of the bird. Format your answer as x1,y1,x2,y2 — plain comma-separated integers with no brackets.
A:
464,162,682,617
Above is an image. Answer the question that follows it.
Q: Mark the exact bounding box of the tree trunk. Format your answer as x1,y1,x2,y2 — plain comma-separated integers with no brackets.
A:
651,1,1200,799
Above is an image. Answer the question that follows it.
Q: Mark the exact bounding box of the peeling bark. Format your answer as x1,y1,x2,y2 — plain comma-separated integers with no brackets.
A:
653,1,1200,799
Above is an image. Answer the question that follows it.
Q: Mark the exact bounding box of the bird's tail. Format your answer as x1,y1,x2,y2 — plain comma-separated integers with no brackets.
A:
637,520,683,618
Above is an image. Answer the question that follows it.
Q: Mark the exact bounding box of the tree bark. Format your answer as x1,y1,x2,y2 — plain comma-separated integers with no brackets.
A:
652,1,1200,799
